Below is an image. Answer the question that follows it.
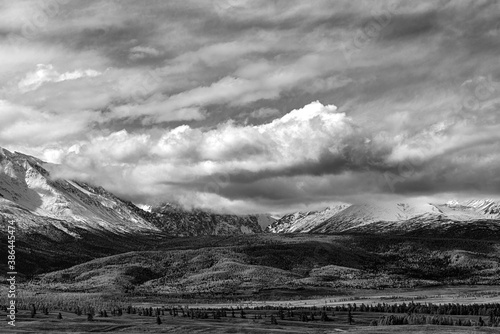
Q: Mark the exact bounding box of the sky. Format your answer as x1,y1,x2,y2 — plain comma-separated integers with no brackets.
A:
0,0,499,214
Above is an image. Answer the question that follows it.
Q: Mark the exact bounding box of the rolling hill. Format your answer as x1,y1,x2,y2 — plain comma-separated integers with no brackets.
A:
37,234,500,297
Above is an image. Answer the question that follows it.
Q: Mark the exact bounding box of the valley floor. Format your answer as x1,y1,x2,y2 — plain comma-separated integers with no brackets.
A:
182,285,500,309
4,308,500,333
2,286,500,333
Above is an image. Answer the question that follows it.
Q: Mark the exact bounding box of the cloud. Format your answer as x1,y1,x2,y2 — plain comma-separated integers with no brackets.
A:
249,107,280,119
0,100,96,146
129,46,162,60
18,64,101,92
2,1,500,213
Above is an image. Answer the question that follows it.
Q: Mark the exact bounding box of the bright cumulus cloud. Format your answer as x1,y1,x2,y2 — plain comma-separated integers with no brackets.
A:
52,101,353,183
1,1,500,213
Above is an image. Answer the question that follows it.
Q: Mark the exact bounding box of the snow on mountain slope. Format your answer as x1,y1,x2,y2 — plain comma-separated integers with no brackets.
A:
437,199,500,220
267,204,350,233
269,198,500,235
311,201,441,233
0,148,159,237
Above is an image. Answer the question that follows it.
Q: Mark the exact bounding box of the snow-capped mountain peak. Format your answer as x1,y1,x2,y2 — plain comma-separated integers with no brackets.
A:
268,198,500,235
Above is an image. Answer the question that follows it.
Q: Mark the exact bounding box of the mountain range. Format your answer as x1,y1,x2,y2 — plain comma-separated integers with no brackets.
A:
268,199,500,237
2,146,499,242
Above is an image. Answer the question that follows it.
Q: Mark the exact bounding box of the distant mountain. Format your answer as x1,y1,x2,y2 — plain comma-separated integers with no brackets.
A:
312,200,500,235
268,200,500,237
343,213,500,239
437,199,500,220
266,204,349,233
311,201,439,233
136,202,263,236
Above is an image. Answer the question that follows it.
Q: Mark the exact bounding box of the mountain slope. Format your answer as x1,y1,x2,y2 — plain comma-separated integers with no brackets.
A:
254,214,276,229
138,203,263,236
343,212,500,239
0,148,159,237
266,204,349,233
436,199,500,220
267,199,500,238
312,200,500,235
311,201,440,233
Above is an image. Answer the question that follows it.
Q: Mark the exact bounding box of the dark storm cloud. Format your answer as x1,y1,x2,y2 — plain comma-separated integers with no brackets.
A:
200,141,395,187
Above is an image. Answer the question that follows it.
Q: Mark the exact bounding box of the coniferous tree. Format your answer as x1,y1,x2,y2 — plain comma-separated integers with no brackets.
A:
348,310,354,325
30,304,36,318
